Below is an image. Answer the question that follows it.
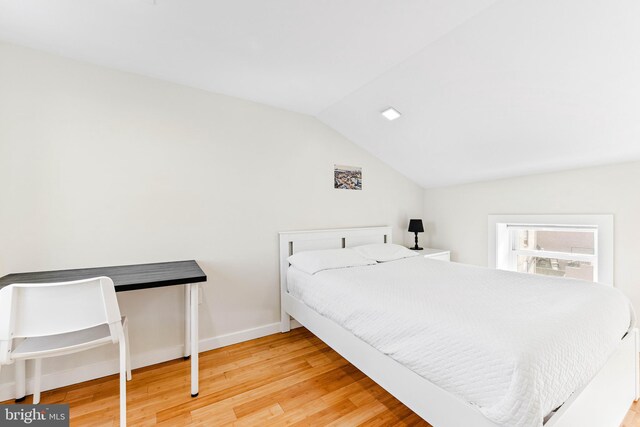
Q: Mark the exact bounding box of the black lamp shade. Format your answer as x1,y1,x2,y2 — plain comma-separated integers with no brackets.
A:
408,219,424,233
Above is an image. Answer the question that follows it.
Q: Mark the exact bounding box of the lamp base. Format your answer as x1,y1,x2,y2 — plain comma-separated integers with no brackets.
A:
410,231,423,251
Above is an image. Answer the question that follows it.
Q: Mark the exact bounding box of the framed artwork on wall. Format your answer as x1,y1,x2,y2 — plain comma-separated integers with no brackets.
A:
334,165,362,190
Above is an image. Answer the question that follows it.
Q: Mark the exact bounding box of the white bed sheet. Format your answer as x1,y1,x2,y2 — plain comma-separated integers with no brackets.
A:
287,256,634,427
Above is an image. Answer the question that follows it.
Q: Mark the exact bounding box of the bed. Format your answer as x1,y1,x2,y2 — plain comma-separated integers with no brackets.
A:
279,226,639,427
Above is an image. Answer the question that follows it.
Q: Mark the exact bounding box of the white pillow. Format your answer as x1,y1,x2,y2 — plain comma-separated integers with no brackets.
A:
352,243,419,262
287,248,376,275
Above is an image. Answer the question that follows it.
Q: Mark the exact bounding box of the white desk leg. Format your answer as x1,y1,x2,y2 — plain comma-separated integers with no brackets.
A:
190,284,199,397
184,284,191,359
15,359,26,402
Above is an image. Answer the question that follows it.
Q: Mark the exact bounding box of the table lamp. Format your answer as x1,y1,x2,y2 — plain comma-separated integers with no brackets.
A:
408,219,424,250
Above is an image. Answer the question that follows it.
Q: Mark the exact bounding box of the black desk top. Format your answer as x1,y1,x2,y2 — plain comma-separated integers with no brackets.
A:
0,260,207,292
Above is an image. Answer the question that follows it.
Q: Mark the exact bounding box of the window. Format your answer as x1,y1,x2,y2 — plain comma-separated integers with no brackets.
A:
507,225,597,281
488,215,613,285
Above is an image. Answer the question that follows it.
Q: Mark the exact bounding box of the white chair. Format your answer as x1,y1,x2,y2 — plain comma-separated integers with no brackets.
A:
0,276,131,426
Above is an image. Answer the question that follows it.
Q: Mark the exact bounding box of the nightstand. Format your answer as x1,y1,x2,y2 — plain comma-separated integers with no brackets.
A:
422,248,451,262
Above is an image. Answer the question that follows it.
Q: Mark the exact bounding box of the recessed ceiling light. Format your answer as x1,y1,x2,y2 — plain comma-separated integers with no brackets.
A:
381,107,401,121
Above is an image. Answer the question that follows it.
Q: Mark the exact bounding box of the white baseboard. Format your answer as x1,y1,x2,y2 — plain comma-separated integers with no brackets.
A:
0,319,303,402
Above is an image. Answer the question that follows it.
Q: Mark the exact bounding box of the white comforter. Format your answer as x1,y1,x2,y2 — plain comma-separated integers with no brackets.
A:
287,257,634,427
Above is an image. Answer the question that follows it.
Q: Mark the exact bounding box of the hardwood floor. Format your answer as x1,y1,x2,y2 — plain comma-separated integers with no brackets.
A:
2,327,639,426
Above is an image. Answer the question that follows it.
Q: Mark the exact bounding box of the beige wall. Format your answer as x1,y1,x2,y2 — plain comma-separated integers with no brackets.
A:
423,161,640,315
0,42,423,387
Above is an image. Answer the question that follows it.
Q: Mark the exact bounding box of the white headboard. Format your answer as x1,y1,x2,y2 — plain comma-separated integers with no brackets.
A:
278,226,392,330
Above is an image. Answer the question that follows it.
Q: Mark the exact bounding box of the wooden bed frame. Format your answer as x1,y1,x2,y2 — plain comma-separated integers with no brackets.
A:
279,226,639,427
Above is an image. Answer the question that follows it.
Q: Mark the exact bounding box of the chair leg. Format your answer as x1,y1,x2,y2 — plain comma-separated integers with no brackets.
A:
119,338,127,427
33,359,42,404
123,319,132,381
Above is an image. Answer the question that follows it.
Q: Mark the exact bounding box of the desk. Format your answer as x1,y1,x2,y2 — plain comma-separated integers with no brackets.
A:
0,260,207,400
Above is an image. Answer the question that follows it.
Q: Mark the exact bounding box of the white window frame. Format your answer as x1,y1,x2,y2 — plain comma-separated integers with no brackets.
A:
488,214,614,286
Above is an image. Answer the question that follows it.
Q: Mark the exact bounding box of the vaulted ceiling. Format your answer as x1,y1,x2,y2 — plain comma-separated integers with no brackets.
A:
2,0,639,187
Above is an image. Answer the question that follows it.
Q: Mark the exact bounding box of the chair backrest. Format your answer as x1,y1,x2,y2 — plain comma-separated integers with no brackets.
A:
0,276,122,345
